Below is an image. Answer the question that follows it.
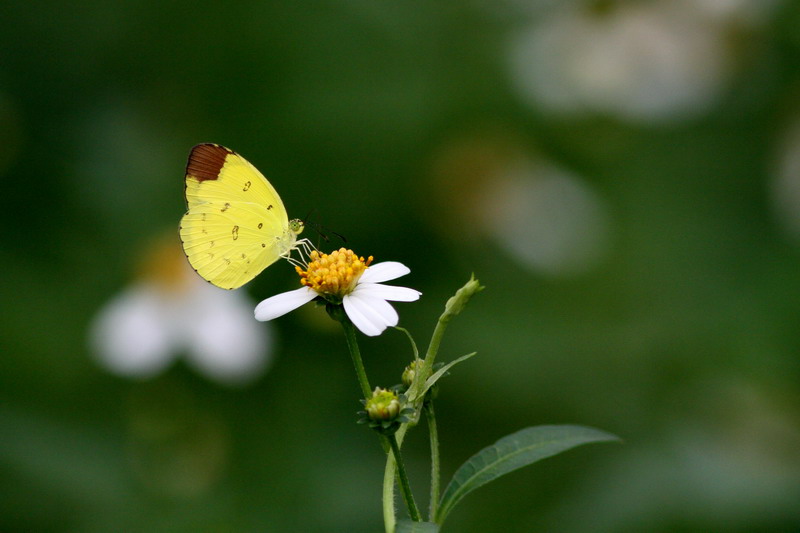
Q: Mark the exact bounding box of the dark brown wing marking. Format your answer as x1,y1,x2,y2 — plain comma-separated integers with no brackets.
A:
186,143,232,182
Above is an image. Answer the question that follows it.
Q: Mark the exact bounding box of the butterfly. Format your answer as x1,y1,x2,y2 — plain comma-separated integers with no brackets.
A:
179,144,307,290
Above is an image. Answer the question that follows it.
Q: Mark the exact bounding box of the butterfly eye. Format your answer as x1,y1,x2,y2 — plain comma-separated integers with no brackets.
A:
288,219,304,235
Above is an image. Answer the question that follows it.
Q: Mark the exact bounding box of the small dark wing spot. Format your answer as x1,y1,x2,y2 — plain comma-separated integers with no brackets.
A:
267,204,273,210
232,225,239,240
220,202,231,212
257,222,263,229
243,181,251,191
261,243,266,248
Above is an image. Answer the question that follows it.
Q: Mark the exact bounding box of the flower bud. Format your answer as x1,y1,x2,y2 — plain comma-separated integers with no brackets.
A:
442,275,484,322
365,388,401,421
358,387,415,435
401,360,421,389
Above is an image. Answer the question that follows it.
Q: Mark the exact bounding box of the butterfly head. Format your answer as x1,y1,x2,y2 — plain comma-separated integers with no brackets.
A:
289,218,305,235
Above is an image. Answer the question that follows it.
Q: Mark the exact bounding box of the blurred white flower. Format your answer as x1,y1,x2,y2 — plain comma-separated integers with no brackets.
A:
483,160,610,275
90,235,272,385
508,2,732,122
428,131,610,276
771,118,800,240
681,0,781,26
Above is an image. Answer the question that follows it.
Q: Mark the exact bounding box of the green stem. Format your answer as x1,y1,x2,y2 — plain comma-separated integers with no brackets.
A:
425,402,440,520
340,317,372,399
410,311,451,402
383,449,397,533
388,433,421,522
383,425,408,533
336,311,396,528
426,312,450,364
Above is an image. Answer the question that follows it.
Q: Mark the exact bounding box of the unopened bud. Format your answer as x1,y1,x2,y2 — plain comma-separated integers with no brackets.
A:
365,388,401,421
442,275,484,322
402,360,422,389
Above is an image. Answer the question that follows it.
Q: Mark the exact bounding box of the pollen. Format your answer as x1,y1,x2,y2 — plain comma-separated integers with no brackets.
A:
296,248,373,297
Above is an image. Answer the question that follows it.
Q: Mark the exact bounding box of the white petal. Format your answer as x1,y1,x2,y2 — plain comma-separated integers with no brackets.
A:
343,294,386,336
359,261,410,284
183,287,271,386
88,284,176,378
354,282,421,302
351,292,399,327
254,287,317,321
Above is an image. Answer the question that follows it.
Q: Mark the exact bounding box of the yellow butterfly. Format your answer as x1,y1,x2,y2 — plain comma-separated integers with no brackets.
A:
179,144,307,290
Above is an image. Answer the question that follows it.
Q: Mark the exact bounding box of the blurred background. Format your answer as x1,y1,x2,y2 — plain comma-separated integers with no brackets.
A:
2,0,800,531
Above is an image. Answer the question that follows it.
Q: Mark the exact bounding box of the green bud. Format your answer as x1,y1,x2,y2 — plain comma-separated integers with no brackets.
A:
365,388,401,421
401,360,421,389
358,387,415,435
442,274,484,322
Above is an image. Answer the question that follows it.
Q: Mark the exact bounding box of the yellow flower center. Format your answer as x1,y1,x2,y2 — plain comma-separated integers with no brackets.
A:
296,248,374,298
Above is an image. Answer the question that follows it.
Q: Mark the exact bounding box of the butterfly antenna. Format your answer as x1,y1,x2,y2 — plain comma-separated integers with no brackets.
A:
312,223,346,245
300,209,346,249
315,224,331,242
302,208,318,227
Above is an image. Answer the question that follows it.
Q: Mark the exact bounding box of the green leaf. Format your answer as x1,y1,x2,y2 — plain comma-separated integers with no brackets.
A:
435,425,619,524
396,520,440,533
406,352,476,404
418,352,475,399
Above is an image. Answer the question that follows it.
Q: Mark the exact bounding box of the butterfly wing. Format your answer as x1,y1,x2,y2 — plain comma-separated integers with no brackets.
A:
179,144,293,289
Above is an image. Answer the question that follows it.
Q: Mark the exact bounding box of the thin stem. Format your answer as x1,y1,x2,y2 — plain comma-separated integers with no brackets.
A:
340,317,372,399
410,311,451,402
425,312,450,365
382,447,397,533
425,402,440,520
388,433,421,522
336,312,395,528
383,425,409,533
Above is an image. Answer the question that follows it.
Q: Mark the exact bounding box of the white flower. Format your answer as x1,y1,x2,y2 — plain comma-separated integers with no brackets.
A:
507,1,732,123
772,117,800,240
89,237,272,385
254,248,421,336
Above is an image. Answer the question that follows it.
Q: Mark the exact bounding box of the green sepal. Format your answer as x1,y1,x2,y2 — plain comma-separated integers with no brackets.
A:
324,301,346,322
